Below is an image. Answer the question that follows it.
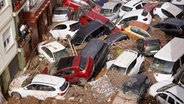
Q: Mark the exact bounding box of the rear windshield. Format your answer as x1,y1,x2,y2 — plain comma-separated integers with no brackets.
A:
57,56,74,70
152,58,174,74
110,64,126,73
79,56,87,71
60,81,69,91
146,39,160,46
69,22,81,31
54,9,67,15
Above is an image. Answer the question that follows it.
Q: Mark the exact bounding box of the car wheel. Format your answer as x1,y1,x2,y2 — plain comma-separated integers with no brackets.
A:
12,92,21,99
79,78,87,85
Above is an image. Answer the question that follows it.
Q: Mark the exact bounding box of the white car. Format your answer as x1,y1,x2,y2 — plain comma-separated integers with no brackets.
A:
49,20,81,39
115,9,152,28
52,6,69,22
149,81,184,104
38,40,69,63
107,49,145,75
8,74,70,100
119,0,147,17
99,1,124,21
153,2,184,21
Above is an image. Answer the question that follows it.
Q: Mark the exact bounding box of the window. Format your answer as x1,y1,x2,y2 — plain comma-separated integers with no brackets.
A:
60,82,68,91
127,59,136,74
70,22,81,31
158,93,167,100
79,56,87,71
113,3,122,13
41,47,53,58
135,4,142,9
165,24,177,29
119,16,138,25
168,97,175,104
141,10,148,16
121,6,132,12
3,27,13,51
56,69,75,77
54,24,67,30
161,9,175,18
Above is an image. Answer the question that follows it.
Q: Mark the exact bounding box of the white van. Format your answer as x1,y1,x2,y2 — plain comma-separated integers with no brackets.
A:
151,37,184,82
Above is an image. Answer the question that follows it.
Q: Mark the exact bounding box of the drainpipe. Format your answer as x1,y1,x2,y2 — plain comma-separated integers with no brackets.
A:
18,48,26,71
1,67,11,93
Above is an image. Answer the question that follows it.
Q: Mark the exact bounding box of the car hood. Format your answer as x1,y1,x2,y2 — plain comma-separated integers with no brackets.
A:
154,73,174,82
149,81,172,97
9,74,30,90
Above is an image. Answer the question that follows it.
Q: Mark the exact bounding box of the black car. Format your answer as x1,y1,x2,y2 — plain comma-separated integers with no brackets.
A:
71,20,111,45
153,18,184,38
80,38,109,77
104,31,128,46
120,74,151,103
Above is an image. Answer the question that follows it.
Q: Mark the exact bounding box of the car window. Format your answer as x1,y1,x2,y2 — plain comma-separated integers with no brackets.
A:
158,93,167,100
154,24,164,28
146,39,160,46
130,27,150,37
54,24,67,30
41,47,53,58
54,9,68,15
57,56,74,70
60,81,69,91
165,24,177,29
56,69,75,77
180,73,184,85
91,26,106,37
79,56,87,71
135,4,142,9
127,59,136,74
113,3,122,13
69,22,81,31
168,96,175,104
27,84,37,90
142,3,147,6
161,9,175,18
119,16,138,25
176,12,184,19
121,5,132,12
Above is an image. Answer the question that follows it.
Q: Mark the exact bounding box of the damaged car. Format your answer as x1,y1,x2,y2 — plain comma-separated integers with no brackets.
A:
112,74,151,104
51,55,95,84
107,49,145,75
37,40,69,63
8,74,70,100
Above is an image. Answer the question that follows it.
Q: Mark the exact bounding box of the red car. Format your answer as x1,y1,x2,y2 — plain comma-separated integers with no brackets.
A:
52,55,94,84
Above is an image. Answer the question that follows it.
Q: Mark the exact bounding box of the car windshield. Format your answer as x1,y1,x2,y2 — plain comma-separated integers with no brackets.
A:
121,85,139,96
60,81,69,91
121,6,132,12
41,47,53,58
157,83,176,92
53,49,69,63
146,39,160,46
22,75,35,87
100,9,113,14
79,56,87,71
152,58,174,74
110,64,126,73
54,9,67,15
176,12,184,19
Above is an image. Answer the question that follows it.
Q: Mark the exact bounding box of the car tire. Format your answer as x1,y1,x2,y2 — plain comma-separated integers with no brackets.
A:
12,92,21,99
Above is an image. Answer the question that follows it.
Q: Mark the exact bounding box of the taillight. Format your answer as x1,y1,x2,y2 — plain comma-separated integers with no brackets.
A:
144,41,147,49
58,93,64,96
143,18,147,21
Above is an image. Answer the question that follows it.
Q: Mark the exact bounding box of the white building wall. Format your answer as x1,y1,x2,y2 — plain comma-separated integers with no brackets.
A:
0,0,17,75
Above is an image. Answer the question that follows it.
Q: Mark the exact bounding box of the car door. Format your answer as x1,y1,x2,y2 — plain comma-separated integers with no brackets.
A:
24,84,45,100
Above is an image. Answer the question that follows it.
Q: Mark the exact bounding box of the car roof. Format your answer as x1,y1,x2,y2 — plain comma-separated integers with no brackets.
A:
56,20,78,26
161,2,182,16
75,20,104,39
80,38,107,59
40,41,66,53
102,1,121,9
166,85,184,102
154,37,184,62
32,74,65,86
122,74,148,92
114,49,138,68
124,0,143,7
159,18,184,27
123,9,144,19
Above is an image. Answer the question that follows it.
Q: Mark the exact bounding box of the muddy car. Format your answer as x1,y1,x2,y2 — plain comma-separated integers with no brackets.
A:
112,74,151,104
